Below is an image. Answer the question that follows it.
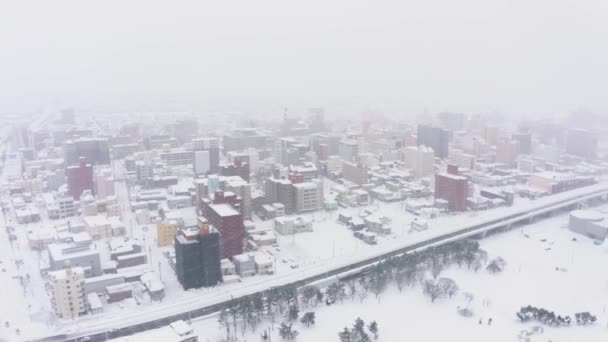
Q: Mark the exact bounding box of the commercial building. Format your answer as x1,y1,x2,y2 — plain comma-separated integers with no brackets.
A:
66,158,94,200
405,145,435,178
274,216,313,235
192,137,220,174
174,219,223,290
223,128,270,152
48,243,102,277
49,266,86,319
265,178,296,215
64,138,110,166
157,219,179,247
528,172,596,194
568,210,608,241
417,125,450,159
512,132,532,154
565,129,597,160
339,139,359,163
434,167,468,212
220,160,250,182
448,148,475,171
94,167,115,199
342,161,369,185
201,202,244,259
496,139,519,166
160,148,194,166
293,180,323,213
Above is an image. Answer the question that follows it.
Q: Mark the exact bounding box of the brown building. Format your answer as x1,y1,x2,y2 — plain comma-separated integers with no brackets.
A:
434,171,468,212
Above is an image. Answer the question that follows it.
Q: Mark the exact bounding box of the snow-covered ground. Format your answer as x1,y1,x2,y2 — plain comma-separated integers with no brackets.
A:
175,208,608,342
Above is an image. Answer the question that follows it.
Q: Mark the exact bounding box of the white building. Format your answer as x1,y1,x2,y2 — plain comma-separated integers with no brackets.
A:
293,180,323,213
274,216,313,235
49,266,86,319
448,148,476,170
404,145,434,178
339,139,359,163
95,167,115,199
194,150,210,175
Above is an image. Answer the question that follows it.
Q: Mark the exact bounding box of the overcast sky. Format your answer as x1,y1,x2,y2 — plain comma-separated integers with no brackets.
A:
1,0,607,118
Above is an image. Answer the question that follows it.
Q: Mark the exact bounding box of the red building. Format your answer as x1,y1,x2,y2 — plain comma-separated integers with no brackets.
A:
201,200,244,259
434,171,468,212
66,158,94,200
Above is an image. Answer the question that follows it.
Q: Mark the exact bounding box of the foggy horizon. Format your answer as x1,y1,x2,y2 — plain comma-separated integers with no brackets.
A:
2,0,608,118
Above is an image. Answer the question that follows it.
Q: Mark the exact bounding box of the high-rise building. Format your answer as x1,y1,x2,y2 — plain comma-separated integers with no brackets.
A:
194,150,210,175
64,138,110,166
94,167,114,199
342,161,369,185
512,132,532,155
417,125,450,159
220,160,250,182
265,178,295,215
566,129,597,160
496,139,520,166
339,139,359,163
192,137,220,174
157,219,179,247
49,266,86,319
404,145,435,178
223,176,252,220
201,202,244,259
66,158,94,200
174,218,222,290
434,168,468,211
448,148,476,170
293,180,323,213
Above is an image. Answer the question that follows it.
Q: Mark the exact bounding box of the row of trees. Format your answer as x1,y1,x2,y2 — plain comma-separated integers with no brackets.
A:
516,306,597,326
338,318,378,342
217,239,488,341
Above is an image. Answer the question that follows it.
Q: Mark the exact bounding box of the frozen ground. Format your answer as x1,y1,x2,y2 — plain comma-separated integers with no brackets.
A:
177,209,608,342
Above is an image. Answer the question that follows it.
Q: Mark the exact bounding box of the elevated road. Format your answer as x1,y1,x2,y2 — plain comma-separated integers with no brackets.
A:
34,183,608,342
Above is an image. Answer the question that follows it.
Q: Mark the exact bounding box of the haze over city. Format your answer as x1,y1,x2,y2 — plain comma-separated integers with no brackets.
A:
1,2,608,342
2,0,608,117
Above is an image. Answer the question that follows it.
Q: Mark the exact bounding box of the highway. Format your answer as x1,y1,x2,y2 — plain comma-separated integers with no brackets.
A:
32,183,608,342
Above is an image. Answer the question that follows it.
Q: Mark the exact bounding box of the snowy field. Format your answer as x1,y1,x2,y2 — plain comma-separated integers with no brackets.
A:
173,210,608,342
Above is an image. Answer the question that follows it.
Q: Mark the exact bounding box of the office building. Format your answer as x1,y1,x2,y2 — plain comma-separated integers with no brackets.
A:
448,148,476,170
293,180,323,213
265,178,295,215
66,158,94,200
405,145,435,178
496,139,519,166
174,219,222,290
417,125,450,159
64,138,110,166
48,243,102,277
160,148,194,166
201,202,244,259
220,160,250,182
339,139,359,163
342,161,369,185
157,219,179,247
512,132,532,154
566,129,597,160
95,167,115,199
192,137,220,174
49,266,86,319
434,167,468,211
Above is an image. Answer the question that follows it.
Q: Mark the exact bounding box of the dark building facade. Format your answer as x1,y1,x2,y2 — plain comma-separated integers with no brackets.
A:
174,219,222,290
417,125,450,159
220,160,250,181
66,158,94,200
64,138,110,166
512,132,532,155
566,129,597,160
